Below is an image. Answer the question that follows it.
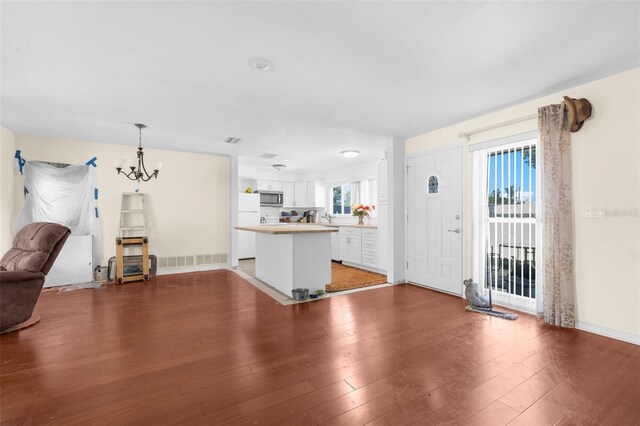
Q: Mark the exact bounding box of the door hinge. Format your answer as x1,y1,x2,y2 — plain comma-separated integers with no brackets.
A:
406,261,409,268
406,165,410,173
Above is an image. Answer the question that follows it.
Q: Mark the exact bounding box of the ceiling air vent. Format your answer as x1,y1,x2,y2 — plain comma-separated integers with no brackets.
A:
225,137,241,144
260,153,277,159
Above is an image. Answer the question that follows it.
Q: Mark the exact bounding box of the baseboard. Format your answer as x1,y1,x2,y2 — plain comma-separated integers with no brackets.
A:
156,264,228,276
575,321,640,346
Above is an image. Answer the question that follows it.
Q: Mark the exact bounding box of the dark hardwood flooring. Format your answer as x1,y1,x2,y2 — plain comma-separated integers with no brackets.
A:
1,270,638,425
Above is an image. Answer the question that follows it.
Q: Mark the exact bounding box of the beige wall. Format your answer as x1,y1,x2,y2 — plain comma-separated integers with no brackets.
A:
0,126,16,254
406,68,640,339
7,134,230,265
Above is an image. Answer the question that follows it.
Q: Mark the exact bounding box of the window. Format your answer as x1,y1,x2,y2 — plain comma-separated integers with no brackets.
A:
428,176,438,194
472,135,540,313
332,184,351,215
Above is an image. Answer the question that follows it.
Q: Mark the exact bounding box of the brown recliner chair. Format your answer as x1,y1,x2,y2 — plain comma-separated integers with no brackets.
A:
0,222,71,333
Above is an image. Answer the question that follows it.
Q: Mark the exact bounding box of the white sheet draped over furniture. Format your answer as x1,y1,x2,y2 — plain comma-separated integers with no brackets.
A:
16,161,101,280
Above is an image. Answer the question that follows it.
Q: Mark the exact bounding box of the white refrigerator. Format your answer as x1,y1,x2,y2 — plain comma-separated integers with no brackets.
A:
238,193,260,259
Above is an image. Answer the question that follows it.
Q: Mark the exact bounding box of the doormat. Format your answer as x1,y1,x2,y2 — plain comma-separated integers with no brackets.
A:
325,263,388,292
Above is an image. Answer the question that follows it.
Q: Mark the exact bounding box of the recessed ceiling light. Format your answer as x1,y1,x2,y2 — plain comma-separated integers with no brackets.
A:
341,150,359,158
272,164,286,171
248,58,275,72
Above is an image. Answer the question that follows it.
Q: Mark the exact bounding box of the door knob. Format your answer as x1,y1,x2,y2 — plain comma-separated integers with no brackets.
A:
447,228,461,234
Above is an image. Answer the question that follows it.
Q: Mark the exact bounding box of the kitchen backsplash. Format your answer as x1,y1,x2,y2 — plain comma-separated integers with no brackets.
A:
260,207,377,225
331,215,377,226
260,207,326,223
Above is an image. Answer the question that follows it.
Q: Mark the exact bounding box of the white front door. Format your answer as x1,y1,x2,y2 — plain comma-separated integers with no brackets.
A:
407,146,463,295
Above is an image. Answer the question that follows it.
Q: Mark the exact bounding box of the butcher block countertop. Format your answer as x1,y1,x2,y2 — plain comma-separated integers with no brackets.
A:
332,224,378,229
262,223,378,229
236,225,339,234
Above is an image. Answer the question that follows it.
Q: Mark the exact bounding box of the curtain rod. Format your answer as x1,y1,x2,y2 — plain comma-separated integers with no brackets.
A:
457,113,537,141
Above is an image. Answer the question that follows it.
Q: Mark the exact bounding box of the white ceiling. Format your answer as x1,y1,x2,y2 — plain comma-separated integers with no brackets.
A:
2,1,638,173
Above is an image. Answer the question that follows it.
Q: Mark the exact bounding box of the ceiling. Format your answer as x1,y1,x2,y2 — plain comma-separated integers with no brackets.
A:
2,2,638,173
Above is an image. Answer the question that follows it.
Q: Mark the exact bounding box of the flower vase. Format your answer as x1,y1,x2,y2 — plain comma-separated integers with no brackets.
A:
358,216,364,225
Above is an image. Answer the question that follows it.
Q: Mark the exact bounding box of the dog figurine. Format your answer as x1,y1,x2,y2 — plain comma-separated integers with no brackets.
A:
463,278,491,309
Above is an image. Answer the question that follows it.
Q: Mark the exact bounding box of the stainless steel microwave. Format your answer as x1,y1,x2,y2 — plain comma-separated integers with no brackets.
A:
258,191,283,207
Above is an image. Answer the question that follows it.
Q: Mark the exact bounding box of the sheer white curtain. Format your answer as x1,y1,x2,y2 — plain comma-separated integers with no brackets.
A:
538,104,575,327
351,181,360,207
351,179,378,211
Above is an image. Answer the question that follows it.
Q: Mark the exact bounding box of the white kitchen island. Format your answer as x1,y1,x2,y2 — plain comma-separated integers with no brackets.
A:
235,225,338,297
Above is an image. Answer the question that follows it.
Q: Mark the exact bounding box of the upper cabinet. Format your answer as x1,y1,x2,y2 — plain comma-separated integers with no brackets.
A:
256,179,326,208
257,180,283,192
378,160,388,203
307,180,326,208
282,181,294,207
293,182,308,207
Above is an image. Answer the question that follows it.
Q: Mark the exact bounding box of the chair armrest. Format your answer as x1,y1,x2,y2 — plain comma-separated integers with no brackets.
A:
0,270,46,284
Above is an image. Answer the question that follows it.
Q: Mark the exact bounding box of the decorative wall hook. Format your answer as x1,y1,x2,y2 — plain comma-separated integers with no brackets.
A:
563,96,592,132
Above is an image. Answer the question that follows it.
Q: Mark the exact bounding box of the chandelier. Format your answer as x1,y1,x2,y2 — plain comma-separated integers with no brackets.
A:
115,123,161,181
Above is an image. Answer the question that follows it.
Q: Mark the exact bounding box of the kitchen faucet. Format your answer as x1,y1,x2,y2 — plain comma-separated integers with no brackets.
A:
320,213,332,224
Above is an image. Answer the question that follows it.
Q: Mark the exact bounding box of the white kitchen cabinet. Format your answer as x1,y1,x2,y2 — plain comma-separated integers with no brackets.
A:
361,228,378,268
340,235,361,264
307,181,326,208
294,182,307,207
340,227,362,265
347,237,362,264
331,231,340,261
378,160,388,203
282,181,294,207
307,181,318,207
339,236,349,262
257,180,283,192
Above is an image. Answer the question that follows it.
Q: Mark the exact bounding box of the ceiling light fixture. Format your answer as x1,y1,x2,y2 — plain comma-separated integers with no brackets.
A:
341,150,359,158
248,58,275,72
114,123,161,182
272,164,286,171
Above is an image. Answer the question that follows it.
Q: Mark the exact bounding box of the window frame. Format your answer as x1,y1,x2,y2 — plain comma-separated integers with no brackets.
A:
330,183,352,216
471,132,541,314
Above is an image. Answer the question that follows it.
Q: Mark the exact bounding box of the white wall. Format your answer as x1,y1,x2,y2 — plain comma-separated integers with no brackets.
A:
7,133,230,266
0,126,16,254
238,164,297,182
306,159,380,187
406,68,640,342
239,158,381,186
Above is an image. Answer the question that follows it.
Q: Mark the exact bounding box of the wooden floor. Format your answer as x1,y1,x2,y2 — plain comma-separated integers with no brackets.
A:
1,270,638,425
